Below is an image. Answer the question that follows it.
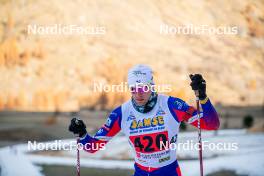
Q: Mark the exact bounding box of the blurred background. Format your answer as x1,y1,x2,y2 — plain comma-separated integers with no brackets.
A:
0,0,263,176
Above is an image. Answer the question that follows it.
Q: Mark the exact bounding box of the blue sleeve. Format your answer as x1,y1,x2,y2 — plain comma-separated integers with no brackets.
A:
79,106,122,153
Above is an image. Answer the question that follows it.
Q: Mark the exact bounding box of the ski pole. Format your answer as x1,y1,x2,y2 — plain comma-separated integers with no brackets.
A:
195,90,204,176
75,118,81,176
77,137,80,176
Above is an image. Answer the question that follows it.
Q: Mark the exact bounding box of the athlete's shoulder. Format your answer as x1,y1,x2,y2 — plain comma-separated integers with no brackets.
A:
157,93,169,99
110,105,122,118
104,105,122,130
167,95,189,111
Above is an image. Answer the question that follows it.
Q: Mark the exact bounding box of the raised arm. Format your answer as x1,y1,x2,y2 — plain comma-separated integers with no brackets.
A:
167,74,220,130
168,96,220,130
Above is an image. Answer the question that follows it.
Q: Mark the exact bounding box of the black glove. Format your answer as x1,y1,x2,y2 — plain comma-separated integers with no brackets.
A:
189,74,207,100
68,118,87,137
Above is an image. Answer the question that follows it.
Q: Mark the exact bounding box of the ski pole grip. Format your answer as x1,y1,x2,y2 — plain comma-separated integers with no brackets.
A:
195,90,199,98
74,118,81,138
75,119,80,125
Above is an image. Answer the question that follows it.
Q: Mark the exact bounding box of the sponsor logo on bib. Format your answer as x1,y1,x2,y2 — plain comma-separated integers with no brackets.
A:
130,116,164,130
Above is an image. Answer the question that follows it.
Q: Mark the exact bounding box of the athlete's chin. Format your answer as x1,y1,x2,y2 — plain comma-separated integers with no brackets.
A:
135,100,147,106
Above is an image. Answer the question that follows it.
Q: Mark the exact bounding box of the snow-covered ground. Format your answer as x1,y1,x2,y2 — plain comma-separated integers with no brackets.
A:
0,129,264,176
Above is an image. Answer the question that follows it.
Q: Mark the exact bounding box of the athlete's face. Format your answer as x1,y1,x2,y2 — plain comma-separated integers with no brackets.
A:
130,85,152,106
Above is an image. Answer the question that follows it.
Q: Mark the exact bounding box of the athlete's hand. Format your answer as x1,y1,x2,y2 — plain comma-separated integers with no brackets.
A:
68,118,87,138
189,74,207,100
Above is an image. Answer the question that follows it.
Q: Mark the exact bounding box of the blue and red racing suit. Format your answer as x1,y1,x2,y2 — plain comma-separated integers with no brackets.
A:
79,94,220,176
